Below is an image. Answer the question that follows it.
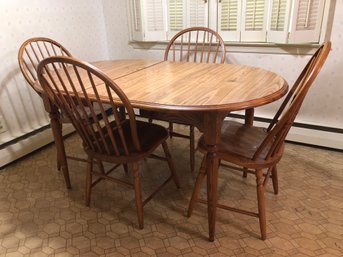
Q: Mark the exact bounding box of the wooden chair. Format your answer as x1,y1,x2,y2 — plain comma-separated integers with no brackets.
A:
187,42,331,240
141,27,254,172
18,37,112,188
37,56,180,229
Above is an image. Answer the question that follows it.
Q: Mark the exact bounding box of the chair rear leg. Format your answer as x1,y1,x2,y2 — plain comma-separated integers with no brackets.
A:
162,141,180,188
97,160,105,174
123,164,129,175
133,162,144,229
57,156,61,171
245,108,254,126
56,121,62,171
243,168,248,177
169,122,173,138
256,169,267,240
187,156,207,217
190,126,195,172
271,165,278,195
85,158,93,206
50,114,71,189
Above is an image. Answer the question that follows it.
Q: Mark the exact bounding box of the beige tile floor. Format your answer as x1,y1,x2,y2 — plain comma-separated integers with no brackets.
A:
0,124,342,257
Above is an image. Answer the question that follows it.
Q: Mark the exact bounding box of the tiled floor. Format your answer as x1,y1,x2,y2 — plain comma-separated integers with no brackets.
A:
0,124,342,257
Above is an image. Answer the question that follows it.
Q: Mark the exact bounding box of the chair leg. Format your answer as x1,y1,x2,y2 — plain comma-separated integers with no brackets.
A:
187,156,207,217
85,158,93,206
162,141,180,188
97,160,105,174
169,122,173,138
255,169,267,240
245,108,254,126
56,121,62,171
190,126,195,172
50,113,71,189
57,155,61,171
243,168,248,178
123,164,129,175
271,165,278,195
132,162,144,229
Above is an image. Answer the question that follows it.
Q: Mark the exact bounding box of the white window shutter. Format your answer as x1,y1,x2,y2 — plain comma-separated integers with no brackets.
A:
131,0,144,41
187,0,209,27
241,0,268,42
141,0,167,41
288,0,325,43
218,0,241,42
167,0,186,39
267,0,292,43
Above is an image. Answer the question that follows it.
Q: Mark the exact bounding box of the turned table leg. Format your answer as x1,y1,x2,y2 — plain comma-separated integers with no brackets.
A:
203,112,227,241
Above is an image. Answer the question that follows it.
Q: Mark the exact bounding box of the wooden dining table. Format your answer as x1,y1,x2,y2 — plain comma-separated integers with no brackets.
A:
42,59,288,241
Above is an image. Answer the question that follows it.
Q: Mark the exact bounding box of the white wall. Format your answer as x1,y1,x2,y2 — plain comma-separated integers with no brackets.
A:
0,0,110,145
102,0,134,59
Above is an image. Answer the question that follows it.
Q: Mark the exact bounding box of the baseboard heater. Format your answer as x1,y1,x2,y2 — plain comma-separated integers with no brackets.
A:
0,124,75,168
228,114,343,151
1,114,342,168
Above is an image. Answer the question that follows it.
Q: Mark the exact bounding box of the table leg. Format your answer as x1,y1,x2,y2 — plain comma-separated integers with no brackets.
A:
203,112,226,241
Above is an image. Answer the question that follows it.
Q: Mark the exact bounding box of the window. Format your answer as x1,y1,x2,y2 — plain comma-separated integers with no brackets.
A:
129,0,332,44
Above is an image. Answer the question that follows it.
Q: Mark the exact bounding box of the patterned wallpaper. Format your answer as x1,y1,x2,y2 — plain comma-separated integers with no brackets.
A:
1,0,342,147
232,1,343,129
0,0,109,143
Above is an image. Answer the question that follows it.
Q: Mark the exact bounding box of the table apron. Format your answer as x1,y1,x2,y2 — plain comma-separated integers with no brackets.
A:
138,109,230,133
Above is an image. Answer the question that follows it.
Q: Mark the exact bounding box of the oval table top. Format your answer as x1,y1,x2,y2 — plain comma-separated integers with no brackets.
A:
91,60,288,112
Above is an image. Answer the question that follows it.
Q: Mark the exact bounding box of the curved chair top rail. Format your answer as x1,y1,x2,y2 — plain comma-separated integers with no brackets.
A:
18,37,72,91
164,27,226,64
254,41,331,161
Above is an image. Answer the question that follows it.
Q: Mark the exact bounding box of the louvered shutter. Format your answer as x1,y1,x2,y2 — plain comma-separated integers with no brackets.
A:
131,0,144,41
144,0,167,41
288,0,325,43
187,0,209,27
241,0,268,42
167,0,186,39
130,0,167,41
218,0,241,41
267,0,292,43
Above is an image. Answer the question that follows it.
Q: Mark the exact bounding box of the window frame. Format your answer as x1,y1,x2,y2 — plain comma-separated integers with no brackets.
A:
127,0,334,50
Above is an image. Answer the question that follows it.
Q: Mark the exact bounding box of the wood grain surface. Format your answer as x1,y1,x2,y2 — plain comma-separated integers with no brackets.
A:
89,61,288,112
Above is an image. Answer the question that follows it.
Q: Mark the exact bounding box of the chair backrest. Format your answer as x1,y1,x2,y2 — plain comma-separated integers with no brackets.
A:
164,27,226,64
18,37,72,93
254,42,331,161
37,56,141,158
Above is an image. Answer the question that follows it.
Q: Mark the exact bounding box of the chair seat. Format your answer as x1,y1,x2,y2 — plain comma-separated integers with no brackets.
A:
86,120,168,162
198,121,283,168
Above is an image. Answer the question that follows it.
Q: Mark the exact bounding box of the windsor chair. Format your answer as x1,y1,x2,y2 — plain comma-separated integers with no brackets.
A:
18,37,113,188
37,56,180,228
187,42,331,240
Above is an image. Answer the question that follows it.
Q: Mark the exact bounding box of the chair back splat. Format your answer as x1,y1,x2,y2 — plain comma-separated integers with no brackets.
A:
18,37,72,92
164,27,226,64
254,42,331,162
